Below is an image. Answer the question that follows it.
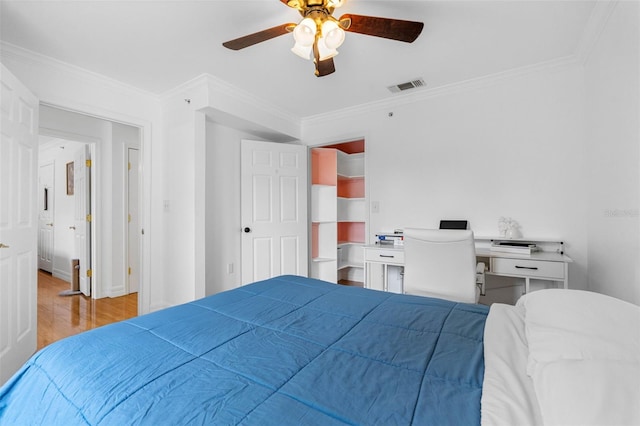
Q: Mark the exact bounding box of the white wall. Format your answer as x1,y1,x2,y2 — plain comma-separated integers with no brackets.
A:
584,1,640,305
204,121,258,295
155,88,202,308
302,63,589,295
156,76,302,308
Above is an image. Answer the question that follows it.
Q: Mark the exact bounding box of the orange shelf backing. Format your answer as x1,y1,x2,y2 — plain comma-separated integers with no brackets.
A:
311,148,337,186
337,176,364,198
338,222,365,244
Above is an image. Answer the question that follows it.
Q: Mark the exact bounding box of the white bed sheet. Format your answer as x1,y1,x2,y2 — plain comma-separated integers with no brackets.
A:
482,289,640,426
481,303,543,426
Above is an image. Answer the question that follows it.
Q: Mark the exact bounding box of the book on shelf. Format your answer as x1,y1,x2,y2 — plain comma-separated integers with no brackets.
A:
490,241,539,254
376,233,404,246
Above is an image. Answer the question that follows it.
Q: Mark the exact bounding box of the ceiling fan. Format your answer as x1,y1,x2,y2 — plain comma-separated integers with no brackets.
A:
222,0,424,77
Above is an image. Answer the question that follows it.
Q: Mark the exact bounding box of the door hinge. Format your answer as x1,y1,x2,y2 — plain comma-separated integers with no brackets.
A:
128,267,132,275
86,214,92,222
86,159,92,168
128,162,131,170
128,214,132,223
86,269,93,277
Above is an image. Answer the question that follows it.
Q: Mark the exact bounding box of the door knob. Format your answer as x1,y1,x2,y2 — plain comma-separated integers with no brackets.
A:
0,243,9,249
244,227,251,233
69,226,76,230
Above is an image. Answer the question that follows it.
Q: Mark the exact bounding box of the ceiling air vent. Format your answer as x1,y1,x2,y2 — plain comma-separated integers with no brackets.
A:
387,78,426,93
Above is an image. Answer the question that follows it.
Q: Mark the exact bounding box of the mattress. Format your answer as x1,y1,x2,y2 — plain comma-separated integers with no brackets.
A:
0,275,489,425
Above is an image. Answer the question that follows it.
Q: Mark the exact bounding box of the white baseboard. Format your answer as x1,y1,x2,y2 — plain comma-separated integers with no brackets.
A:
52,269,71,283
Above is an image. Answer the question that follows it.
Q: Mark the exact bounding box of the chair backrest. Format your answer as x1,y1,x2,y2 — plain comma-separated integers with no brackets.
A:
403,228,478,303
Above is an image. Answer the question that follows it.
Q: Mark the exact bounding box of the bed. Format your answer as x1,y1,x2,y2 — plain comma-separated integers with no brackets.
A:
0,275,638,425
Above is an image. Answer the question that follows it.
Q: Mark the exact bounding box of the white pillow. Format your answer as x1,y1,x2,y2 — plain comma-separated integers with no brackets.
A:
518,289,640,426
517,289,639,369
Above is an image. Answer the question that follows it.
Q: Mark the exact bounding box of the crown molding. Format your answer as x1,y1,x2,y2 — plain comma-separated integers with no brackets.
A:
301,54,581,126
0,41,159,101
302,1,619,127
160,72,301,125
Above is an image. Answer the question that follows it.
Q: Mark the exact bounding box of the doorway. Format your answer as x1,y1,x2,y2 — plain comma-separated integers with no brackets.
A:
37,104,142,305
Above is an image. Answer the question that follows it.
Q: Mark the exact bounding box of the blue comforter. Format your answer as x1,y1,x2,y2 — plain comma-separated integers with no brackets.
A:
0,275,488,425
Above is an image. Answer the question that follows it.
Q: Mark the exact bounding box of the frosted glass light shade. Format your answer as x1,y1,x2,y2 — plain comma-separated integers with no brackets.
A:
327,0,346,8
321,20,345,49
293,18,317,47
291,42,312,60
317,37,338,60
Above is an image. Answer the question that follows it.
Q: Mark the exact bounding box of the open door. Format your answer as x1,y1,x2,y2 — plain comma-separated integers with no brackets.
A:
127,148,140,294
73,144,91,297
240,140,308,284
0,63,39,385
37,162,54,273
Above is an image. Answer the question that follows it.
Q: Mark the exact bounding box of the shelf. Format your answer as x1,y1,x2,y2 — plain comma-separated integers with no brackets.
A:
337,263,364,271
312,257,337,263
337,241,364,248
310,143,365,284
338,173,364,179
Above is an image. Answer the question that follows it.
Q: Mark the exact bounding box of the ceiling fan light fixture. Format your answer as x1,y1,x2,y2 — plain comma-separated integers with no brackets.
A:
321,20,345,49
327,0,346,8
223,0,424,77
317,37,338,60
293,18,317,46
291,42,312,59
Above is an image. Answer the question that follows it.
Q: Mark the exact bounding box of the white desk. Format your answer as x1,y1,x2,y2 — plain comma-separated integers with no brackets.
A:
364,243,572,294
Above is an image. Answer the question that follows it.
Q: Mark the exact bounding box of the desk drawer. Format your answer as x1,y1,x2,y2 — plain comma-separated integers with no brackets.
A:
491,258,564,279
364,248,404,264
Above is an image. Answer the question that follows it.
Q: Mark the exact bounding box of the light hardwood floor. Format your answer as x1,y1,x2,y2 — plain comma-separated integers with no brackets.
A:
38,270,138,350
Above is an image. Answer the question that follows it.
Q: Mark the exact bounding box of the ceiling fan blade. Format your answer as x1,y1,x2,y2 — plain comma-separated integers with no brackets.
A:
339,14,424,43
222,23,295,50
315,57,336,77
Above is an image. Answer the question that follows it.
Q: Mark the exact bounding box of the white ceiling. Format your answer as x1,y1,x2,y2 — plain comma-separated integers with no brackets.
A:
0,1,598,119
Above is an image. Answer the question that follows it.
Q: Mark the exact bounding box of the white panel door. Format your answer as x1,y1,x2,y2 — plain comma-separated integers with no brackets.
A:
127,148,140,294
74,144,91,297
37,162,54,273
241,140,308,285
0,63,39,385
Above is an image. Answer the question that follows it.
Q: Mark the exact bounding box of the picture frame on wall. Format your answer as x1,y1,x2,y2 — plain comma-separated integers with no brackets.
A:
66,161,74,195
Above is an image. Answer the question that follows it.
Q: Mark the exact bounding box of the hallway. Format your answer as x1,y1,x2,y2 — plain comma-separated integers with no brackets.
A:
37,270,138,350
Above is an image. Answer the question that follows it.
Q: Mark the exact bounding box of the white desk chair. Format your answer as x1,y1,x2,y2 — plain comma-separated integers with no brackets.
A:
403,228,484,304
